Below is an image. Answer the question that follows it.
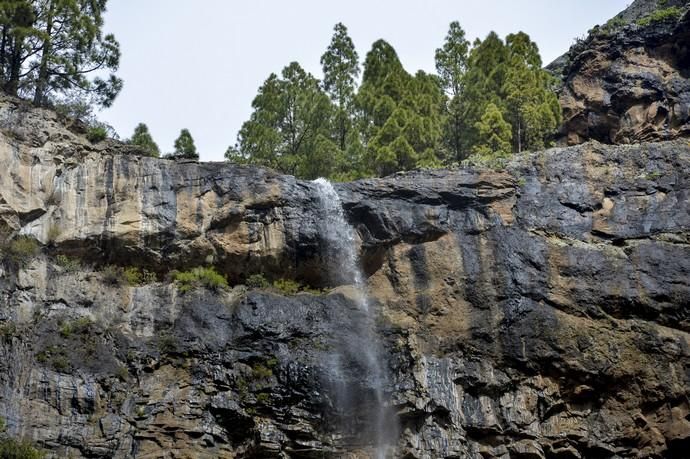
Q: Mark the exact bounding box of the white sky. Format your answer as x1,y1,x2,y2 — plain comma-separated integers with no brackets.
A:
100,1,629,161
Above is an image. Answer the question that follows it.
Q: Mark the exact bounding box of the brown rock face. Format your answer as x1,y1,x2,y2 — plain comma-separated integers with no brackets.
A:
553,1,690,145
0,98,689,458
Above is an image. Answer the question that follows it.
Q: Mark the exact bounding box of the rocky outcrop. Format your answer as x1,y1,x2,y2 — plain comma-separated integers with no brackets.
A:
0,97,689,458
551,0,690,145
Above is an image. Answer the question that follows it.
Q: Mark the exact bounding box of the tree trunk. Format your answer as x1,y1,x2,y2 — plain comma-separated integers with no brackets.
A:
6,35,23,96
454,112,462,161
33,0,55,105
0,26,7,83
517,118,522,153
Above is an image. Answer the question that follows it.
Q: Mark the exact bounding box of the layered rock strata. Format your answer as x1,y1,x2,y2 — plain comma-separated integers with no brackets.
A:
0,98,689,458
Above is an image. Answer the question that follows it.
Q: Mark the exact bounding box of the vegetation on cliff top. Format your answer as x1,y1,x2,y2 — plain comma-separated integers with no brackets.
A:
1,3,561,177
228,22,561,179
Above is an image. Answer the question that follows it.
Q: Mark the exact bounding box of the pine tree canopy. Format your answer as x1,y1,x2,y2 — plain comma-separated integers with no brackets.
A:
0,0,122,108
228,22,563,178
173,129,198,159
129,123,160,158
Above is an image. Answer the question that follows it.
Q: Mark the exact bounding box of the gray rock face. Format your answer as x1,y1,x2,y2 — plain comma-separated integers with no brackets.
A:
0,100,689,458
551,2,690,145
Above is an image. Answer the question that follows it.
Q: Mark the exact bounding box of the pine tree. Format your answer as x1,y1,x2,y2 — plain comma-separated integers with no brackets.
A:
435,21,470,161
173,129,198,159
357,39,409,144
357,41,445,175
400,71,446,166
456,32,508,155
0,0,35,96
321,23,359,151
435,21,470,98
129,123,160,158
0,0,121,108
230,62,336,179
502,32,561,152
472,102,512,158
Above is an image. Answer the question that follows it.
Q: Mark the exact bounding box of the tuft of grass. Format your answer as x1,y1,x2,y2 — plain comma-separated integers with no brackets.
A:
55,254,80,272
0,322,17,342
52,355,70,372
272,278,301,295
172,266,228,293
101,265,123,285
100,265,156,286
157,333,178,355
261,278,325,296
115,366,129,381
58,317,93,339
251,363,273,380
46,224,61,243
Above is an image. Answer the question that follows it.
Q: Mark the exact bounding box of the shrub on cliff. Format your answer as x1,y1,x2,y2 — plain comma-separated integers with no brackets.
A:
0,437,45,459
636,6,683,26
246,273,270,289
122,267,156,285
1,236,40,268
172,267,228,293
86,125,108,143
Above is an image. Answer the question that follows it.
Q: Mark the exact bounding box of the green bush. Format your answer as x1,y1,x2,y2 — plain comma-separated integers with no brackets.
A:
3,237,40,267
52,355,70,372
157,333,178,354
172,267,228,293
122,267,156,286
0,322,17,342
0,437,45,459
100,265,123,285
246,273,270,289
86,125,107,143
115,366,129,381
600,16,627,34
636,6,683,26
100,265,156,286
251,363,273,380
272,278,301,295
55,254,80,272
58,317,92,339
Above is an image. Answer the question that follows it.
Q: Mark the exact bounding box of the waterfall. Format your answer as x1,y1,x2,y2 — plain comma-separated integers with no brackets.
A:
312,178,397,459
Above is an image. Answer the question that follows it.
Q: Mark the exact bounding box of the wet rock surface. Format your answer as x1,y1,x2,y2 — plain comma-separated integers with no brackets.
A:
0,98,689,458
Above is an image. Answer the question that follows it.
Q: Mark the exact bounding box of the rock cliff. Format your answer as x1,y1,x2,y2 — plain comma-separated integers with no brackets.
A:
551,0,690,145
0,95,689,458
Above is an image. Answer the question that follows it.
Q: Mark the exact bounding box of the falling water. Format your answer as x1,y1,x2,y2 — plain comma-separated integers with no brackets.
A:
312,178,396,459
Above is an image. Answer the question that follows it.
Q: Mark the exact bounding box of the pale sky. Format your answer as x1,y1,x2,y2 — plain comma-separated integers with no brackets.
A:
100,1,629,161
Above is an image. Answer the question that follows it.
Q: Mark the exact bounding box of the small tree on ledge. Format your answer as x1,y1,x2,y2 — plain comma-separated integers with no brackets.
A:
171,128,198,160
